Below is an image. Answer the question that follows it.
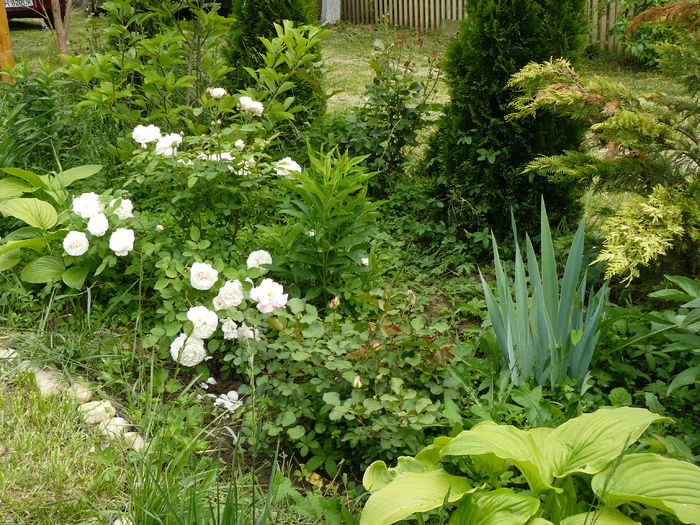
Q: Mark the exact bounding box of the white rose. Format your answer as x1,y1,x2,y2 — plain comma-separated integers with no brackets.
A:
207,87,227,99
155,133,183,156
170,333,206,367
239,96,264,116
109,198,134,220
234,139,245,150
215,280,245,309
222,318,238,340
208,152,234,162
274,157,302,179
87,213,109,237
186,306,218,339
132,124,161,146
190,262,219,291
109,228,135,256
63,231,89,256
212,296,226,311
237,322,260,341
72,192,104,219
246,250,272,274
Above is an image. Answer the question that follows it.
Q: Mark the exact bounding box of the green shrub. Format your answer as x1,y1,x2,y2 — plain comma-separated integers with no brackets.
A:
423,0,587,243
222,0,324,121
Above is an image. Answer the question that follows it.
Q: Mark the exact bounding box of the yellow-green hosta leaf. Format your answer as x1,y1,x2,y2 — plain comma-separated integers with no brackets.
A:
62,265,89,290
560,509,640,525
0,178,37,199
448,488,540,525
364,454,441,492
592,453,700,524
0,198,58,230
543,407,667,478
441,421,554,493
360,469,476,525
0,167,46,189
0,237,47,256
20,256,64,284
0,251,21,272
55,165,102,188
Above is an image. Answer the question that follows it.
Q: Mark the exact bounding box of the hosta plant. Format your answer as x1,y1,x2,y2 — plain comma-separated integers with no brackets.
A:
360,407,700,524
481,201,609,388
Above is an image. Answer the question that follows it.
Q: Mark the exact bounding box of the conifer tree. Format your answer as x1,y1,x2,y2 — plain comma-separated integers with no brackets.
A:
423,0,587,241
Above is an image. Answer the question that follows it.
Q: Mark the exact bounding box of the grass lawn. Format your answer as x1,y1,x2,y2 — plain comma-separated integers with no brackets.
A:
0,367,130,524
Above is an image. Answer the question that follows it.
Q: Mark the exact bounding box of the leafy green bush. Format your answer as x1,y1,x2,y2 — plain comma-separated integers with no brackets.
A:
481,202,609,388
262,147,382,305
423,0,588,242
360,407,700,524
222,0,324,121
314,36,441,197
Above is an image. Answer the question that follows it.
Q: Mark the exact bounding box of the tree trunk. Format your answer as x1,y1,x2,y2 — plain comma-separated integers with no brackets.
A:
50,0,73,56
320,0,341,24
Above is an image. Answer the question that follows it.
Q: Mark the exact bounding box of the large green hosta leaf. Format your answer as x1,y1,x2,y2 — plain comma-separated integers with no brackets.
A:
592,453,700,524
441,422,555,493
0,198,58,229
560,509,640,525
360,468,477,525
20,256,65,283
543,407,667,478
448,489,540,525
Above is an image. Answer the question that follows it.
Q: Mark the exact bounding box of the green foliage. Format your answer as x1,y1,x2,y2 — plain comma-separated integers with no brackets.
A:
605,0,679,65
264,147,382,305
508,38,700,281
222,0,324,121
360,407,700,524
315,36,441,197
423,0,588,242
481,202,609,387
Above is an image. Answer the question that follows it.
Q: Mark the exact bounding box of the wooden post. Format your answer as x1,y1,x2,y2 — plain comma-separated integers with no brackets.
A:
0,3,15,81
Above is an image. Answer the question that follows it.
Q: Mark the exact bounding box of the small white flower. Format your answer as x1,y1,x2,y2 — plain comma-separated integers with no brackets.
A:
170,333,206,367
198,377,217,390
87,213,109,237
214,390,243,413
155,133,183,156
156,224,164,232
222,318,238,340
63,231,89,256
187,306,218,339
207,87,227,99
208,152,234,162
239,96,264,116
274,157,302,179
109,198,134,220
72,192,104,219
190,262,219,291
307,230,316,237
206,377,217,385
250,278,288,313
109,228,135,256
215,280,245,309
238,322,260,341
246,250,272,274
132,124,161,146
361,257,369,266
234,139,245,150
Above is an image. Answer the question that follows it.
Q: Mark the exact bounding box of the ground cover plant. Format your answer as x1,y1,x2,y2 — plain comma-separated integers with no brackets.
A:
1,2,699,524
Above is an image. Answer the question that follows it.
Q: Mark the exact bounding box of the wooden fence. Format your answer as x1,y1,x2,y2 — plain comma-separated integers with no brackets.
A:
341,0,624,50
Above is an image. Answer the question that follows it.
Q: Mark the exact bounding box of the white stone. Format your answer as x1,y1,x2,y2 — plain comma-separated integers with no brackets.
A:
0,347,17,360
78,400,116,425
65,382,94,403
123,431,146,452
98,417,130,439
34,369,68,397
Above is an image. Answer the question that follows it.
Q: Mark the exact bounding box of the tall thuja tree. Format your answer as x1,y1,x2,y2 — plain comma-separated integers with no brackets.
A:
423,0,587,243
222,0,325,120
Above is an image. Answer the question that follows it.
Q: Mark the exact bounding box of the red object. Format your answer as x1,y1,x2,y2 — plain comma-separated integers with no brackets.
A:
5,0,67,20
